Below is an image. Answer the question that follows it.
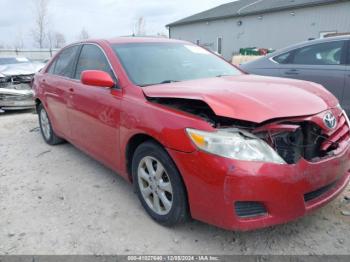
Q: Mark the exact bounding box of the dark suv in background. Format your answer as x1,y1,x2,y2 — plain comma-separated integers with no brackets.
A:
240,36,350,115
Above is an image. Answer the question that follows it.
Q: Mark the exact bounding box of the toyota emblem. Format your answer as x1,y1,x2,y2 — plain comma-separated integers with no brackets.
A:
323,112,337,129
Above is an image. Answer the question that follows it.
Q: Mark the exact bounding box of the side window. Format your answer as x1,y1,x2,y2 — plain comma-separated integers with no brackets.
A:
273,52,293,64
74,44,113,80
292,41,344,65
54,45,80,77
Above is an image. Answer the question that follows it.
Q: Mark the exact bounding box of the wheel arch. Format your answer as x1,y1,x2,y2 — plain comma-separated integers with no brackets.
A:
125,133,163,182
125,132,191,218
34,98,42,112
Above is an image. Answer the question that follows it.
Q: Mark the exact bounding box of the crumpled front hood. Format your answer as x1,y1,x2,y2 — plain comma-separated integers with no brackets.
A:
143,75,338,123
0,62,43,76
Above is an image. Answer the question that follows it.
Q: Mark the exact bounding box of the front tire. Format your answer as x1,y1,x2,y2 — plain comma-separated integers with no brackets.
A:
38,104,64,145
132,141,188,226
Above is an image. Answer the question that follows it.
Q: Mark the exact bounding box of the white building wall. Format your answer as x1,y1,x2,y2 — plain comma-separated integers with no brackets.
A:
169,2,350,59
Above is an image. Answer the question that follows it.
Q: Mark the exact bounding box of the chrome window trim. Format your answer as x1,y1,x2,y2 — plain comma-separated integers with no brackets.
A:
269,56,279,64
47,42,119,85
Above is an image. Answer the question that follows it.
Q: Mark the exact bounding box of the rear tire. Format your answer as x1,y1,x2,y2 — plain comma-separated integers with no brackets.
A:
38,104,64,145
132,141,188,226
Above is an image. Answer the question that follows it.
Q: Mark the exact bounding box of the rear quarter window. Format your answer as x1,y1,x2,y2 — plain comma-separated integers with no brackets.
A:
53,45,80,77
47,60,56,74
272,52,293,64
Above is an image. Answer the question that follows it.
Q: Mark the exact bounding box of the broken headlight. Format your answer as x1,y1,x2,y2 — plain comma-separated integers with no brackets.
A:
186,128,286,164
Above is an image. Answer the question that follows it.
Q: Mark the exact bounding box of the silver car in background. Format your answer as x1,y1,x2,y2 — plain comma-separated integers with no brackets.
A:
240,36,350,115
0,57,45,112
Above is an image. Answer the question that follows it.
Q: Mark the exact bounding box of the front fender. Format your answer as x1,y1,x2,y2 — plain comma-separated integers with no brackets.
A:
119,96,214,153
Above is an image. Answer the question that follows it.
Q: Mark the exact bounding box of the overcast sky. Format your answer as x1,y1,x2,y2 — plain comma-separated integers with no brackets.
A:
0,0,233,48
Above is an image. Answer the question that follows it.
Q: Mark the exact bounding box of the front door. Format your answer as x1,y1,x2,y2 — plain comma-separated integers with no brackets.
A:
68,44,122,170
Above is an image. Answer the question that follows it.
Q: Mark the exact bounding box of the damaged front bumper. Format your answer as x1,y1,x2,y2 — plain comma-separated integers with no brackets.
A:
0,75,35,111
0,88,35,110
167,108,350,231
168,141,350,231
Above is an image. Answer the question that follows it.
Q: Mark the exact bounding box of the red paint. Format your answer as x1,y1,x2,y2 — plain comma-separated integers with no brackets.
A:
168,144,350,231
81,70,115,88
253,124,300,134
33,38,350,231
143,75,338,123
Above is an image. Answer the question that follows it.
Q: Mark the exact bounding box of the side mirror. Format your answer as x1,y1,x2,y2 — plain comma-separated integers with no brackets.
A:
81,70,115,88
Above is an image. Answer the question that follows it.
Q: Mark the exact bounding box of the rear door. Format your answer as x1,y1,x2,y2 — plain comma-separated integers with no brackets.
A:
68,43,122,170
43,45,80,138
279,40,347,103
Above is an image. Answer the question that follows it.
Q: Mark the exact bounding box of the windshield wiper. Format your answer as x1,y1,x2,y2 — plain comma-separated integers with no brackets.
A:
159,80,180,84
140,80,180,87
216,74,234,77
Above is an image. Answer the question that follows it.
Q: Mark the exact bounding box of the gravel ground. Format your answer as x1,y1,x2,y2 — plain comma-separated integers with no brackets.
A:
0,111,350,255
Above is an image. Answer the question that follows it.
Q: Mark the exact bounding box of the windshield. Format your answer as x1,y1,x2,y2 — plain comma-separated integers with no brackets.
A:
112,43,241,86
0,57,30,65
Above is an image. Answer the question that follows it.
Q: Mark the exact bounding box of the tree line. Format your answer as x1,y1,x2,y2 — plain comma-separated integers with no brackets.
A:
31,0,90,49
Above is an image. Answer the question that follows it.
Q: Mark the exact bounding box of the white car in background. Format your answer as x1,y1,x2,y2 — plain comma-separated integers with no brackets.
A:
0,57,45,112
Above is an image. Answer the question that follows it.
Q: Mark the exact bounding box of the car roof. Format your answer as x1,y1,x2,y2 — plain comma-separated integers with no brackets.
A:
292,35,350,47
68,37,188,46
108,37,187,45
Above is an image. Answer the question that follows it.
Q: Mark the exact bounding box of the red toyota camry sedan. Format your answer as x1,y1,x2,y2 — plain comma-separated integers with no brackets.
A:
32,37,350,231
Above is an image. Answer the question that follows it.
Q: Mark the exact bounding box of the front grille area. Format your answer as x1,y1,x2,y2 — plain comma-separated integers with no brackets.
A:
234,201,267,218
0,93,32,101
270,122,325,164
321,114,350,151
11,75,34,83
304,181,337,202
0,74,34,89
259,112,350,164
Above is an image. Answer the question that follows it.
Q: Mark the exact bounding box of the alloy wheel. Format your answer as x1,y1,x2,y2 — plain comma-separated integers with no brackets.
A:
40,108,51,141
137,156,173,215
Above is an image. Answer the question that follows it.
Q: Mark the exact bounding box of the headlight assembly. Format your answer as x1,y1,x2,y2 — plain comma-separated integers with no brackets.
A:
186,128,286,164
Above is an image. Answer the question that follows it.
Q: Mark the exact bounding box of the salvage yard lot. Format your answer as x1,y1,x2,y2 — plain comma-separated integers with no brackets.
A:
1,111,350,255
